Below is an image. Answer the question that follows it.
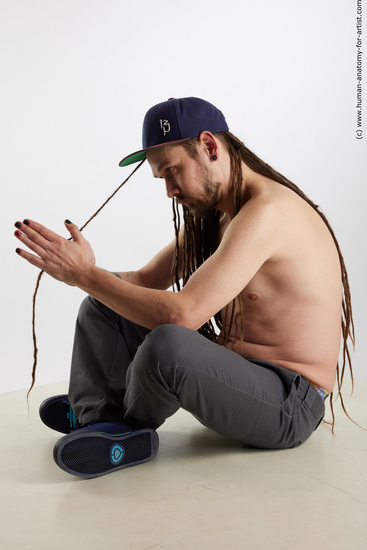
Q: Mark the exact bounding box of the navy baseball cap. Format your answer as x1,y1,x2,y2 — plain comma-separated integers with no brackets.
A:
119,97,229,167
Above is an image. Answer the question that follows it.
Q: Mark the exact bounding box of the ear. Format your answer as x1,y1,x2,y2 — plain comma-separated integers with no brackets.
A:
198,131,217,159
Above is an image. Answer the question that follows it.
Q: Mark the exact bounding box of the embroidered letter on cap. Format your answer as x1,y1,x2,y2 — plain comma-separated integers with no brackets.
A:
160,119,170,136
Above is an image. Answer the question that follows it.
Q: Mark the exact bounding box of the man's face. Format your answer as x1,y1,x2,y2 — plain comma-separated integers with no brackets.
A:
146,144,221,219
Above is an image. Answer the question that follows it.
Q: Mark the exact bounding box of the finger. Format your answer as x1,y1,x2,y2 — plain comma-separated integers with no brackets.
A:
64,219,83,242
14,219,64,254
18,219,63,245
14,222,58,257
15,246,46,270
14,227,48,258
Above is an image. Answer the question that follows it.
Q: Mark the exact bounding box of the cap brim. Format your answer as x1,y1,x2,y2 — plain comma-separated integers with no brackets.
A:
119,138,191,167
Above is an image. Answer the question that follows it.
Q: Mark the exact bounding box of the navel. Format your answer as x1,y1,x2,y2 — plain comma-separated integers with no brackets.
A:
248,293,259,300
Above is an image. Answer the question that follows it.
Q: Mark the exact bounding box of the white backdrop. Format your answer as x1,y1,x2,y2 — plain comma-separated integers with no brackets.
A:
1,0,366,393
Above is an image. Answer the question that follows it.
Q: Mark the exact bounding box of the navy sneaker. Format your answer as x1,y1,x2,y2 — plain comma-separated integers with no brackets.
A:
53,421,159,478
39,394,80,434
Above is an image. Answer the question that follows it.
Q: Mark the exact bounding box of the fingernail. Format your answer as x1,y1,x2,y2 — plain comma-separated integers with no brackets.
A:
15,230,21,237
65,219,72,224
23,219,30,225
16,248,21,254
15,222,21,229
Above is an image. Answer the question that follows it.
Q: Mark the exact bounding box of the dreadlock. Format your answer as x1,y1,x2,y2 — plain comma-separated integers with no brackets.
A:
171,131,356,433
28,160,146,400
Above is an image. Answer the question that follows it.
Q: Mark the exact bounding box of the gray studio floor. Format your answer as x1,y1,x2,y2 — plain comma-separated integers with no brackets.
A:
1,378,366,550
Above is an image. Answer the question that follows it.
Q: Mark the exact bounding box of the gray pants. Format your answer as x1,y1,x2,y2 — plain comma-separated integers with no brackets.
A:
68,296,325,449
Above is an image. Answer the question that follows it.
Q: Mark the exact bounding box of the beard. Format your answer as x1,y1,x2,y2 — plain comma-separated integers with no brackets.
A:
176,177,221,220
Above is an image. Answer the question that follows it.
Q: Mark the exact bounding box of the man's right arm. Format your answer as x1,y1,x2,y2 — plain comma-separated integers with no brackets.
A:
116,235,178,290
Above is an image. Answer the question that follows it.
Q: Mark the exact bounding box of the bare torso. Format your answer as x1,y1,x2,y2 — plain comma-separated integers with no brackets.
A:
217,178,342,393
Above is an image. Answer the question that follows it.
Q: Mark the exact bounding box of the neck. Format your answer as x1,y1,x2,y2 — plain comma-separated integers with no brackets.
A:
216,159,253,219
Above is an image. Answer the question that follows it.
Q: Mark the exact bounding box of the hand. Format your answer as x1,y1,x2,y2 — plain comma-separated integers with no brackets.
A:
14,219,96,285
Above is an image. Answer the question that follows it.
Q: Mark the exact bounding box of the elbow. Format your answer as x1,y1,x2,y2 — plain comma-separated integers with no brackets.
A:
165,304,203,331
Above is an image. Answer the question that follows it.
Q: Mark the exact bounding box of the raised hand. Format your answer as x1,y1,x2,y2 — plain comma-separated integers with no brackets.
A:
14,219,96,285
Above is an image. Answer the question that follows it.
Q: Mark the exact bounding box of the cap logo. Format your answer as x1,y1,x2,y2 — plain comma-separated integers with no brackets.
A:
159,119,171,136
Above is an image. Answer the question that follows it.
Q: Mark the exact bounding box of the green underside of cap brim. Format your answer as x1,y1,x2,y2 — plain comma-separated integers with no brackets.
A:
119,138,192,168
119,151,146,167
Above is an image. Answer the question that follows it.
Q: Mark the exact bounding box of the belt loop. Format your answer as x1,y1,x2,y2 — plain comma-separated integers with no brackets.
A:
298,376,325,421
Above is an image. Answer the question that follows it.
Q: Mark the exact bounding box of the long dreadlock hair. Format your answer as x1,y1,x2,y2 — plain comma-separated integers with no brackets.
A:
171,131,356,433
28,160,146,400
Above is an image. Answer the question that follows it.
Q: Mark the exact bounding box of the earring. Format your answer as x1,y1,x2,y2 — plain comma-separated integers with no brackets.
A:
212,155,217,160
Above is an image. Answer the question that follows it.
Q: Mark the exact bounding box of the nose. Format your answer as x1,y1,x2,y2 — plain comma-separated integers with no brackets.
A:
165,178,180,199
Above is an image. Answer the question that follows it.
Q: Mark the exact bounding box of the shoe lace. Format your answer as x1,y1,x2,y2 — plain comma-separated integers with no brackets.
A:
66,405,81,430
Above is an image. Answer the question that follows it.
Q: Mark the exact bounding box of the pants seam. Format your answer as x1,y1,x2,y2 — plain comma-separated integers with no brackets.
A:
126,364,294,419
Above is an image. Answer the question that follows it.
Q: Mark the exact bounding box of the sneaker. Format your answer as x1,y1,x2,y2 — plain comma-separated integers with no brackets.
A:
39,394,80,434
53,421,159,478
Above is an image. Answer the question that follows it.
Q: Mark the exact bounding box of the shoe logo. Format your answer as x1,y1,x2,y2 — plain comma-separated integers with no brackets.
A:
110,444,125,465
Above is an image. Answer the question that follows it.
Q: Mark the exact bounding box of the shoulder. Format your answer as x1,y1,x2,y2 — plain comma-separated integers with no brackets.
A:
234,179,316,233
226,184,286,236
220,180,319,263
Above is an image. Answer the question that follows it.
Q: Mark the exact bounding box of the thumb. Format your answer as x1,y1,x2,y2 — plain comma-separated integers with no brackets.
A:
64,219,82,242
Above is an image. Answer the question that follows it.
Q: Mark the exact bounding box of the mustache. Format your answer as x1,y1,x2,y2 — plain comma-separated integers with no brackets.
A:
175,194,192,204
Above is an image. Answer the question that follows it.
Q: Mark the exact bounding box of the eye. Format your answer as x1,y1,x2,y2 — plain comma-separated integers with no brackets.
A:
167,167,174,175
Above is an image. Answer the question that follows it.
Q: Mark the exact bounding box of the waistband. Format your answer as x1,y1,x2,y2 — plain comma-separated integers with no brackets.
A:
301,376,329,400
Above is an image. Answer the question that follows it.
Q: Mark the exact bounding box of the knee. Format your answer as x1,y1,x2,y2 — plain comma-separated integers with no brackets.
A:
127,324,198,395
78,295,113,319
133,324,197,371
148,324,196,357
76,296,93,321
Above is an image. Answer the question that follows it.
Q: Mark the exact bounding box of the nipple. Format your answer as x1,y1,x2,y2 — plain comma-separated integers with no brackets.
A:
248,293,259,300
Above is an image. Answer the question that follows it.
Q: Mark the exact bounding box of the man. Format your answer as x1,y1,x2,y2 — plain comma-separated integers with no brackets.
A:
14,97,352,479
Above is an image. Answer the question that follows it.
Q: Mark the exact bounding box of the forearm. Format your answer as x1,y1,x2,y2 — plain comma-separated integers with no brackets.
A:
76,264,180,329
110,270,146,287
113,270,170,290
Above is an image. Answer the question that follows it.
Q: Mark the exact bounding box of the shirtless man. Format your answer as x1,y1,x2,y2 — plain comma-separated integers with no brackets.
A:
14,97,347,479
